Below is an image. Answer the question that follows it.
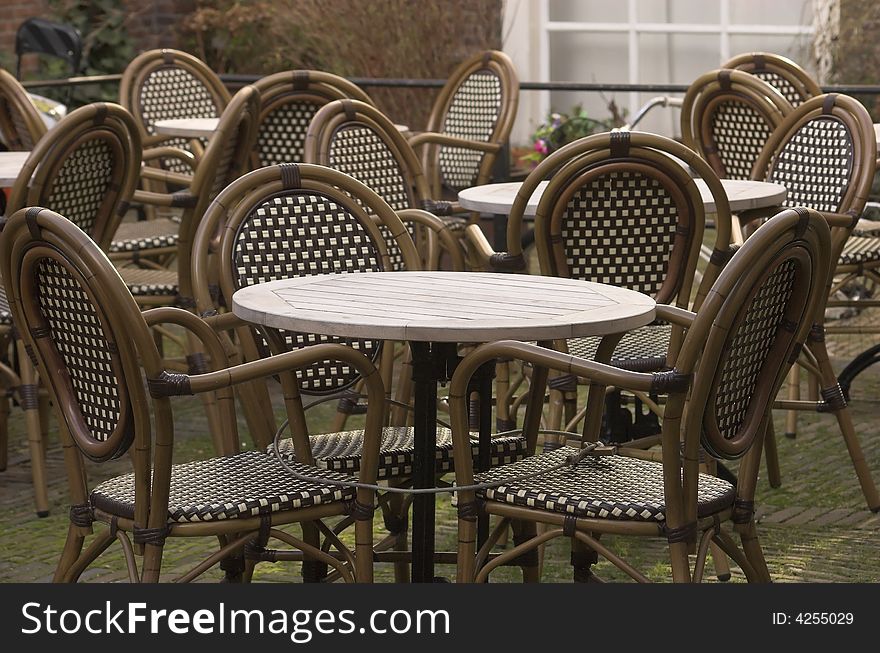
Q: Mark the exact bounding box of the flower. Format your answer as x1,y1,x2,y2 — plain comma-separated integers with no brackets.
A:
520,104,620,165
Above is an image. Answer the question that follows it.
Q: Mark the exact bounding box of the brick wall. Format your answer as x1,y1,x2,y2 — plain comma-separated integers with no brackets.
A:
123,0,195,51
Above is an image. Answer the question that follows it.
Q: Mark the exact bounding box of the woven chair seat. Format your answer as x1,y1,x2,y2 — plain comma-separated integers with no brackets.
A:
117,267,179,296
838,235,880,266
274,426,527,479
90,450,355,523
109,218,180,253
0,286,11,326
473,446,735,522
566,324,671,372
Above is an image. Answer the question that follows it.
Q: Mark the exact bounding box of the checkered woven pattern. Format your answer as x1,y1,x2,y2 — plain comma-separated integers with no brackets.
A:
438,71,502,190
256,101,321,166
274,426,526,479
712,259,797,448
109,218,180,253
35,257,123,443
139,66,218,173
753,71,804,107
768,117,853,213
0,286,12,325
117,267,178,297
90,450,355,522
558,170,680,296
44,138,115,236
327,124,415,271
567,324,672,371
206,125,243,202
709,100,774,179
233,192,384,393
838,236,880,265
473,446,735,522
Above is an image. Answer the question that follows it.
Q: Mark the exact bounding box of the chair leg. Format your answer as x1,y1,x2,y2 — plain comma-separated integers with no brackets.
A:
784,364,800,438
571,537,599,583
17,342,49,517
54,524,86,582
456,515,478,583
511,519,540,582
763,419,782,489
0,392,9,471
301,522,327,582
669,541,692,583
739,521,771,583
809,336,880,511
708,540,732,581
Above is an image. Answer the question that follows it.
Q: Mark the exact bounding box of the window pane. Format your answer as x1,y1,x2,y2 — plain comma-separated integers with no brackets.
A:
549,0,629,22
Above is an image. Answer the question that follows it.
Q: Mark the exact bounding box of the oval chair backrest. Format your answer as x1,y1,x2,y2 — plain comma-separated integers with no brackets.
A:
252,70,374,168
425,50,518,193
521,131,725,311
120,49,231,173
206,163,420,395
676,208,830,462
305,99,433,271
681,69,793,180
0,208,159,464
0,67,46,150
7,102,141,250
722,52,821,109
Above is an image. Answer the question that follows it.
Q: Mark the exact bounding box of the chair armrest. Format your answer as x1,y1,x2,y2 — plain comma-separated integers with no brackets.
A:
407,131,500,154
132,189,197,208
142,307,237,372
819,210,861,230
140,165,194,187
655,304,696,328
142,146,197,169
396,208,466,271
463,224,526,272
420,198,463,216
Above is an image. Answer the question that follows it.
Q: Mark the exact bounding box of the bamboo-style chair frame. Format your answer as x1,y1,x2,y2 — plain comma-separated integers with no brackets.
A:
252,69,373,169
409,50,519,198
119,48,230,166
464,131,732,432
449,208,830,583
2,102,143,516
747,93,880,510
681,69,793,180
119,84,261,308
722,52,822,108
304,98,466,272
0,67,46,151
0,207,383,583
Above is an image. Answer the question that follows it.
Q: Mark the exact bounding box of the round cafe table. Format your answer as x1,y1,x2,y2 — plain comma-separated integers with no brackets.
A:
232,270,656,582
154,117,409,138
0,151,30,186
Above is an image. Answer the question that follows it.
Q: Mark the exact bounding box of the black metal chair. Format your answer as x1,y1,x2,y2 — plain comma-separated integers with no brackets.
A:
15,18,83,105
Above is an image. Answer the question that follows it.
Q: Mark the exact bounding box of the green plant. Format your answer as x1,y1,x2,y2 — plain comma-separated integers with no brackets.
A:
522,102,622,165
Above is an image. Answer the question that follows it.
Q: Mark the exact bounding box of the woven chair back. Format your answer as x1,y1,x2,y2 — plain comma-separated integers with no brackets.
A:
752,93,876,260
424,50,518,194
305,99,433,271
119,49,231,172
722,52,821,108
0,208,160,463
681,69,793,179
675,209,830,464
197,163,420,395
7,102,141,250
0,68,46,151
252,70,373,168
517,131,727,311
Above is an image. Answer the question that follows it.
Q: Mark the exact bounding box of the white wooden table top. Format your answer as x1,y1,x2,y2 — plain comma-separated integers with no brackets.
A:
458,178,787,216
0,151,30,186
874,123,880,148
232,271,656,343
154,117,219,137
154,117,409,138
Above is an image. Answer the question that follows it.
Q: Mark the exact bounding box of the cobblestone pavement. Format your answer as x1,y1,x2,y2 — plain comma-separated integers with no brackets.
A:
1,327,878,583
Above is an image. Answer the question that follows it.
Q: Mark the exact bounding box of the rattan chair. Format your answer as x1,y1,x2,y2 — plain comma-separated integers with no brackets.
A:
2,101,142,516
191,163,528,581
0,206,383,583
252,69,373,168
119,48,230,173
681,69,793,180
746,93,880,511
465,131,733,435
0,67,46,151
116,84,260,309
722,52,821,108
450,207,830,583
409,50,519,200
304,98,466,272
